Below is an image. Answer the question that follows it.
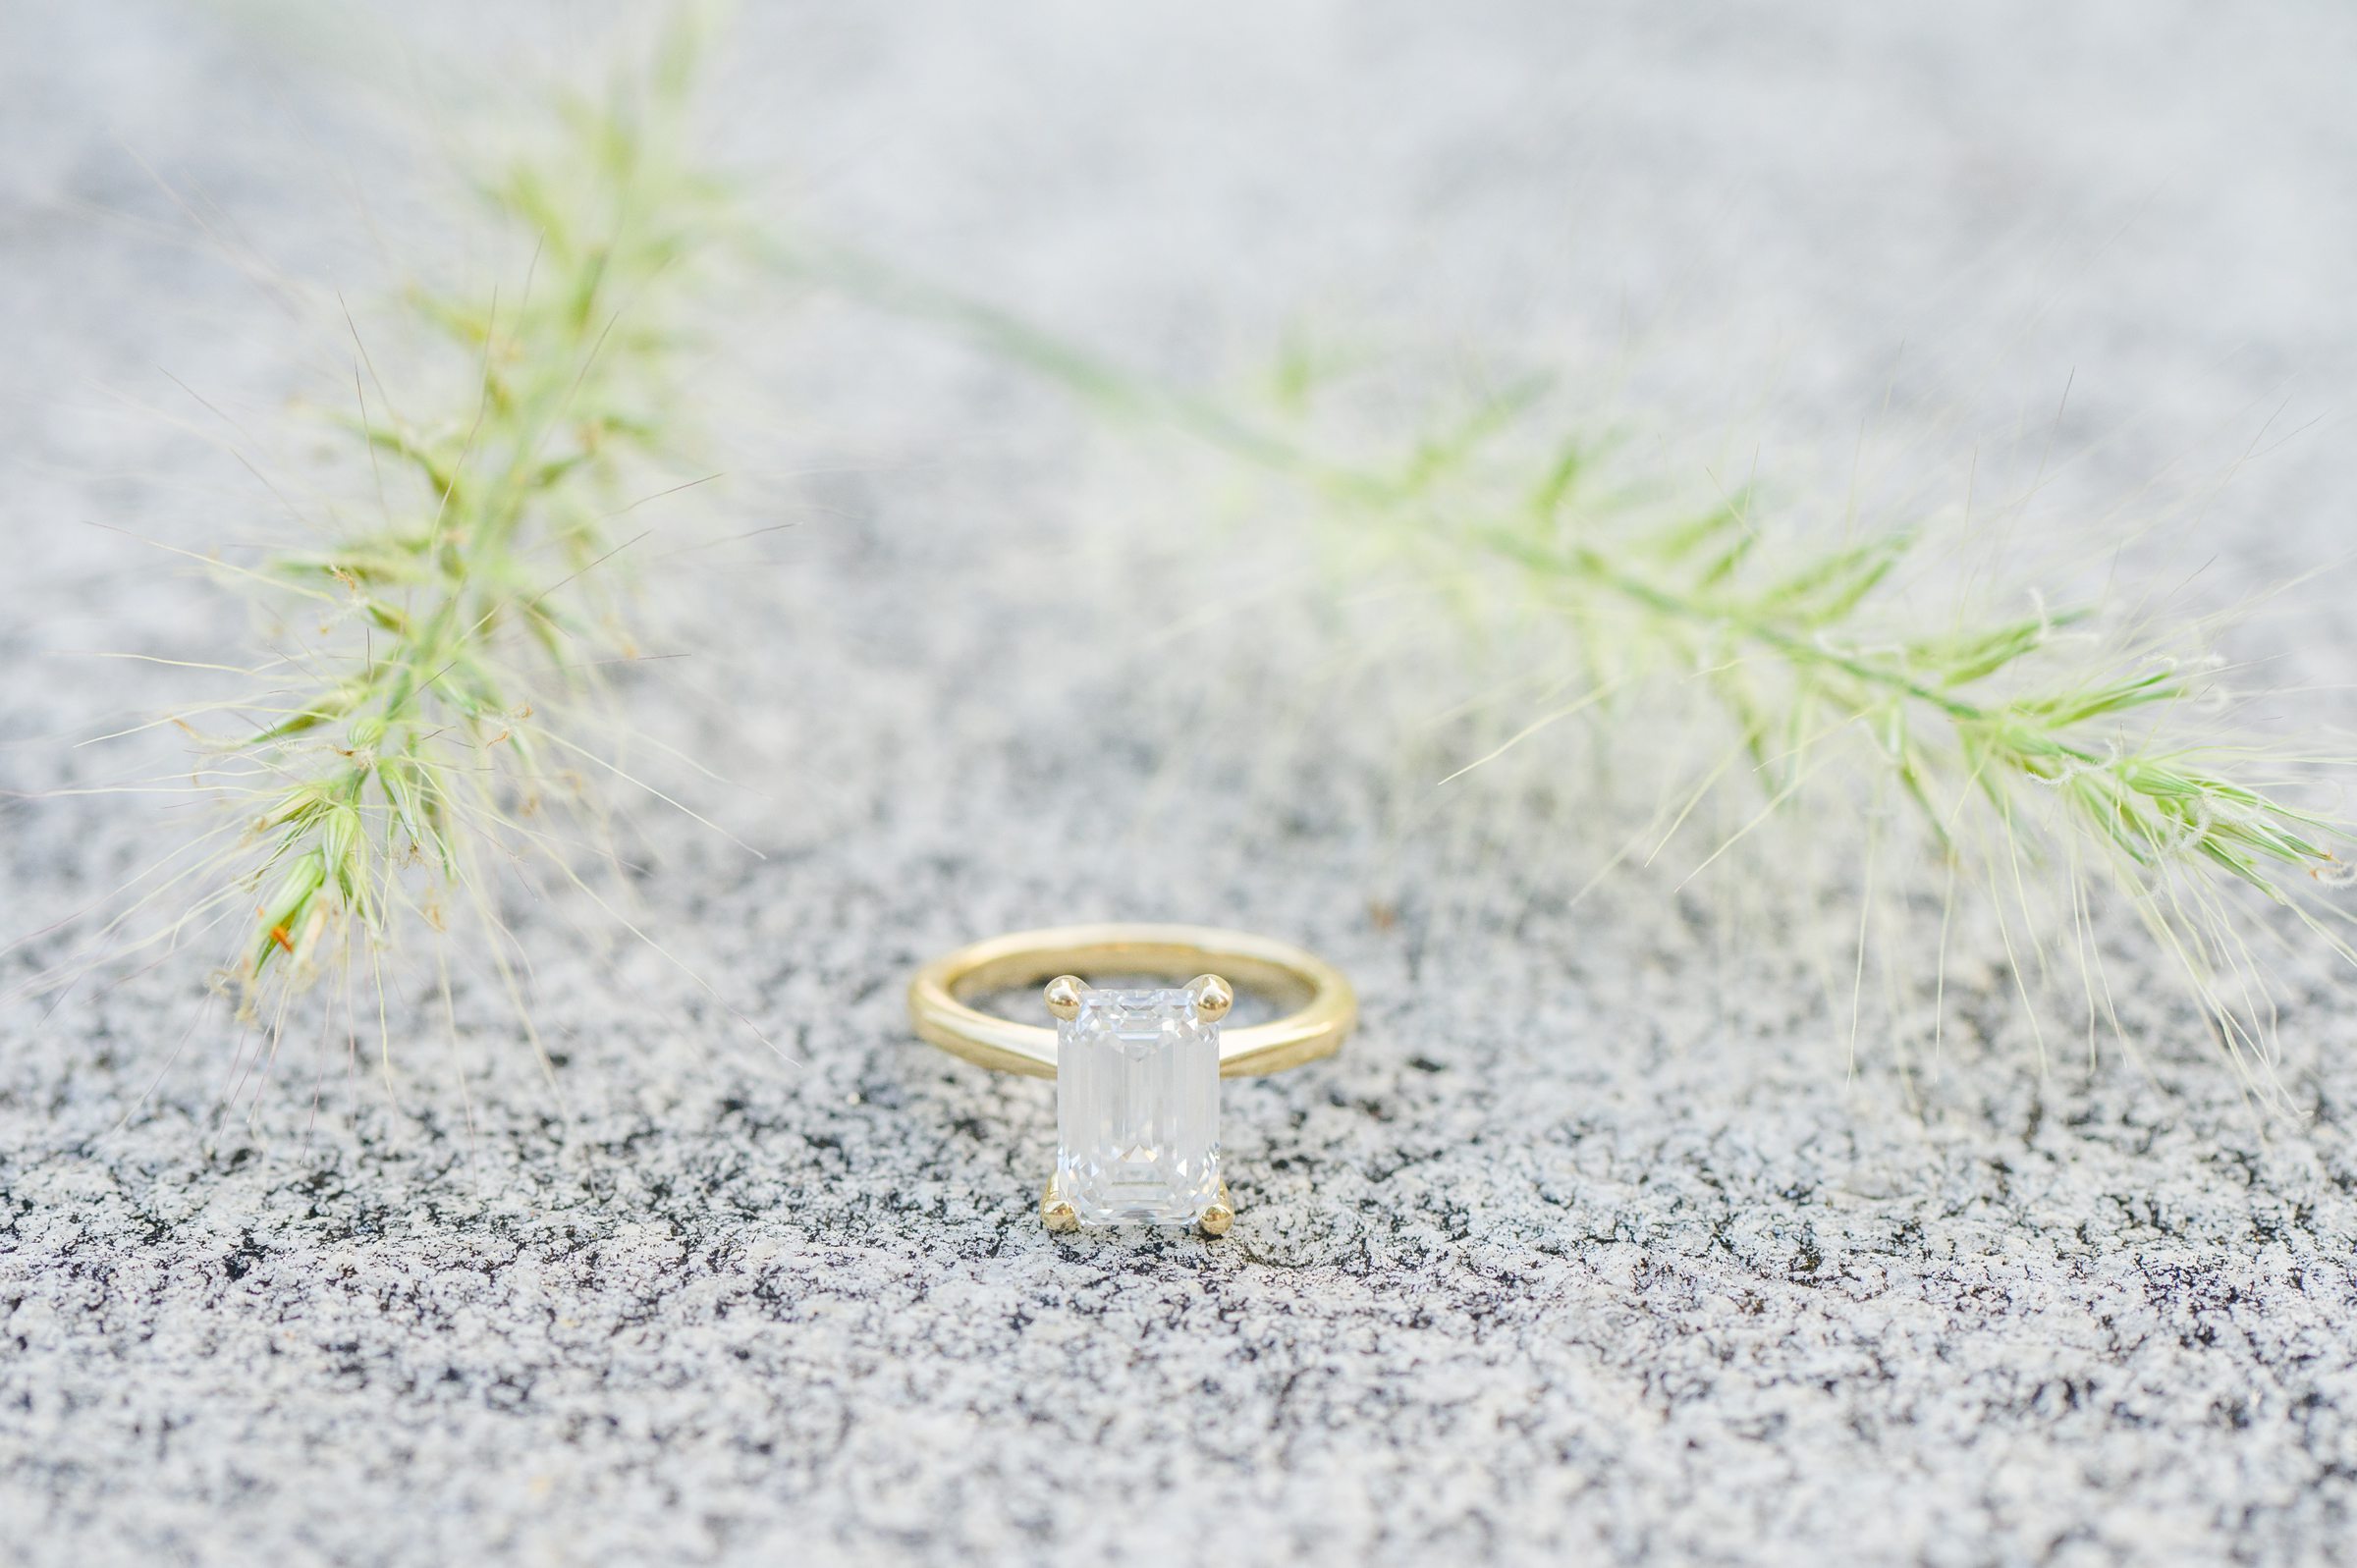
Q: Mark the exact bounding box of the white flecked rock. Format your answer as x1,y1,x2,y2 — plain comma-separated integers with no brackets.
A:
4,3,2356,1566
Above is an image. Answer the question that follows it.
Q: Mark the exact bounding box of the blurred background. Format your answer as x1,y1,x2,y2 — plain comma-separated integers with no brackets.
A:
4,4,2356,1565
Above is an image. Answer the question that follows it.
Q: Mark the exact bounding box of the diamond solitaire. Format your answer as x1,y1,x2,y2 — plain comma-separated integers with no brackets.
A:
1043,975,1231,1230
904,924,1357,1239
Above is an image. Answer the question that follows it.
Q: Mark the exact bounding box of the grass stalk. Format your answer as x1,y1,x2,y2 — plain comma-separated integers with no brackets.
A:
21,21,743,1079
792,243,2353,1094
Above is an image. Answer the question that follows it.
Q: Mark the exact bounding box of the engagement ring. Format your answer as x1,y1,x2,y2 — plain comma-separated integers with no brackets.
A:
907,924,1355,1235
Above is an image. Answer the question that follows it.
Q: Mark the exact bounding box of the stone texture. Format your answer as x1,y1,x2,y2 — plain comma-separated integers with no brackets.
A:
3,3,2357,1567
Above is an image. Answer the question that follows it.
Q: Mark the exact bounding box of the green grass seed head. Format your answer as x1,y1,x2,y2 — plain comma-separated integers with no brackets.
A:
959,318,2357,1096
30,21,747,1066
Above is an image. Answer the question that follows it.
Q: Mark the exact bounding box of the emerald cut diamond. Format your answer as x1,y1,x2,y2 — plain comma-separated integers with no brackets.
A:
1054,984,1223,1226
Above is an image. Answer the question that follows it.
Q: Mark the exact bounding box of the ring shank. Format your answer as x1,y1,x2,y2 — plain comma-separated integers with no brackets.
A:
907,923,1355,1079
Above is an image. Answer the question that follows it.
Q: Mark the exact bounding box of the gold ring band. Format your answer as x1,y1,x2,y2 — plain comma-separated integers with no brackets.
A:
906,922,1355,1079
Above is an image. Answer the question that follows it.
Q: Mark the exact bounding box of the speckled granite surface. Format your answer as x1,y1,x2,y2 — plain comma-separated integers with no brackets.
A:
5,4,2357,1565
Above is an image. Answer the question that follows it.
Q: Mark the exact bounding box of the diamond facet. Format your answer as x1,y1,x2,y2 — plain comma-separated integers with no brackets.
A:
1055,985,1222,1225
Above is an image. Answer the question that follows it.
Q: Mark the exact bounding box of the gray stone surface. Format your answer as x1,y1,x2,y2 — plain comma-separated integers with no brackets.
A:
5,3,2357,1565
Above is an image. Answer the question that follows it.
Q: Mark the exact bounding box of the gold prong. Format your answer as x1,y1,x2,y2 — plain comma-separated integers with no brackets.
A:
1189,973,1233,1023
1042,1174,1079,1233
1043,974,1087,1022
1198,1180,1234,1238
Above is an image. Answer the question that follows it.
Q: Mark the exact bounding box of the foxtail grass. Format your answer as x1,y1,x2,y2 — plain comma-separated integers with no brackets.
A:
13,20,756,1098
795,250,2353,1103
1314,415,2353,1104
